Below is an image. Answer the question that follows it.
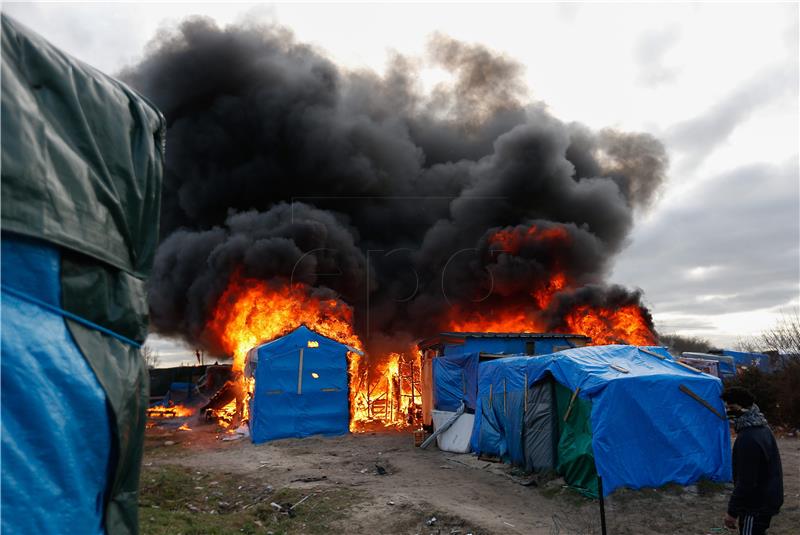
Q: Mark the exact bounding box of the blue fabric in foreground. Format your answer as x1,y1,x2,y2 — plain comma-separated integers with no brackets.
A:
249,326,350,443
1,236,112,535
472,345,732,495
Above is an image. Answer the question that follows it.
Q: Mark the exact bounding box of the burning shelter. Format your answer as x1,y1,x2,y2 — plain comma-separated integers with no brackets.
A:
471,345,732,497
245,325,361,443
418,332,590,424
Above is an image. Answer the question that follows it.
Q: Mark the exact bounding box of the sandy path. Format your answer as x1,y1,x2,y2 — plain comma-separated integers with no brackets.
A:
150,425,799,534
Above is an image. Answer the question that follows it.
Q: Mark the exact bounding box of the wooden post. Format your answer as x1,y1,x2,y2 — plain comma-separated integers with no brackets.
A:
523,372,528,409
563,387,581,422
598,476,607,535
410,357,416,424
297,348,304,395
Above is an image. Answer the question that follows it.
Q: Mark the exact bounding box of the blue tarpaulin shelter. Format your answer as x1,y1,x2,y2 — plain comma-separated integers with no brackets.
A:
682,352,737,379
472,345,732,497
420,332,589,413
718,349,771,373
246,326,353,443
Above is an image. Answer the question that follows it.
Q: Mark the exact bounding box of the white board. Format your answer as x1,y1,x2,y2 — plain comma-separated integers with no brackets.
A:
431,410,474,453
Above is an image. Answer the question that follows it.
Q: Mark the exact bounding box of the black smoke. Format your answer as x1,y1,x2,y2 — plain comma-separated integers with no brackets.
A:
124,18,667,353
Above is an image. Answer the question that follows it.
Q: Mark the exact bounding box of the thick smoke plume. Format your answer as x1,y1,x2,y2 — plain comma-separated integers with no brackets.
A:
124,18,667,355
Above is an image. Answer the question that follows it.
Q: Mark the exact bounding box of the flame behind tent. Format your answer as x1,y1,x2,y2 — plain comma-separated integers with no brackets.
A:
205,272,422,431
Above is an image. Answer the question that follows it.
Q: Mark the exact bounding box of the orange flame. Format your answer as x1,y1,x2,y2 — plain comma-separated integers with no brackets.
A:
147,404,194,418
206,273,420,431
448,304,547,333
464,224,657,345
349,350,422,431
488,224,570,255
207,275,361,372
564,304,656,346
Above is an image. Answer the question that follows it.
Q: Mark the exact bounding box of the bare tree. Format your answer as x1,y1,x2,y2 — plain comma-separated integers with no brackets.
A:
735,336,762,353
142,344,160,369
659,333,712,356
760,309,800,355
735,309,800,359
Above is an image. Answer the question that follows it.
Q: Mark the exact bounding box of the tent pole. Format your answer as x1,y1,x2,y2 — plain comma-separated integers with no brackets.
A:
598,476,607,535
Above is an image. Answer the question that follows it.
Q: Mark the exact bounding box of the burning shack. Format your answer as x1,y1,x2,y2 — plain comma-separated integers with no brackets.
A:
418,332,590,426
244,325,362,443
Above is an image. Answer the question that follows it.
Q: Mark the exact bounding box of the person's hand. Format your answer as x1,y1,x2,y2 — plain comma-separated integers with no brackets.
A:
724,513,738,529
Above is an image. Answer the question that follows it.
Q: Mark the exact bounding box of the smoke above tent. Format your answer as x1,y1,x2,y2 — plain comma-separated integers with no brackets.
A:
123,17,667,360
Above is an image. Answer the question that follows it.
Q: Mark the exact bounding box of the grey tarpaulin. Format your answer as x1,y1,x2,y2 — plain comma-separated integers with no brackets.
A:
523,379,557,473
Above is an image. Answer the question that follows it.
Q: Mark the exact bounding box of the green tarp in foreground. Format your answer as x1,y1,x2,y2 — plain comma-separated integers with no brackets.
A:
1,14,165,535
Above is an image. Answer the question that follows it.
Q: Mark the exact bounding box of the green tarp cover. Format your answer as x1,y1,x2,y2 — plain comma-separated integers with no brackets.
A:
1,15,165,535
1,15,164,277
555,383,598,497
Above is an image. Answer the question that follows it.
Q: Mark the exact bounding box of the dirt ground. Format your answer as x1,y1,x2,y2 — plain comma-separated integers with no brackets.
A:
142,421,799,535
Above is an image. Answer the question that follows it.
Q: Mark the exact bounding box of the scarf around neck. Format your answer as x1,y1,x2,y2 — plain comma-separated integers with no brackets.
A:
734,404,769,432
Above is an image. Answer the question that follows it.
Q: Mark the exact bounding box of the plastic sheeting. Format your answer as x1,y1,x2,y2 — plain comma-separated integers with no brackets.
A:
720,350,771,373
249,326,350,443
554,383,597,497
1,15,165,277
1,237,112,535
682,352,736,378
2,15,163,534
432,335,581,412
523,380,556,473
432,352,479,411
472,345,732,496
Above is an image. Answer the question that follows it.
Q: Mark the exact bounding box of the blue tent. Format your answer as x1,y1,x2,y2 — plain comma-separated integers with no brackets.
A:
472,345,732,496
247,326,353,443
719,349,771,373
682,352,737,379
420,332,590,412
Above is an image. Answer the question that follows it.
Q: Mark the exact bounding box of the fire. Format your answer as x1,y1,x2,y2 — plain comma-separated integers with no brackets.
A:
533,271,568,309
564,304,656,346
488,224,570,255
207,399,238,429
448,304,547,333
207,274,361,372
448,300,655,347
206,273,420,431
147,404,194,418
455,223,658,346
349,351,422,431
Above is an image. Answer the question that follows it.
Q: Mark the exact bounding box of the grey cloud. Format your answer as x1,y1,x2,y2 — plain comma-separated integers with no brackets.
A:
665,64,797,171
635,26,681,87
612,159,799,323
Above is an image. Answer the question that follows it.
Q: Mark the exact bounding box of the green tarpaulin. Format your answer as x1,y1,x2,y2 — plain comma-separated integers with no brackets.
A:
2,14,165,535
555,383,599,498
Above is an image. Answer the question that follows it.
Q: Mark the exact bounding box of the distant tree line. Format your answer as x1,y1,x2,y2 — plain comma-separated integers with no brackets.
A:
659,311,800,429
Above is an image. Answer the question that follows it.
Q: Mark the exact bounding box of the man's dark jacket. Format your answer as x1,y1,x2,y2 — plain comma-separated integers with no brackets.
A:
728,406,783,517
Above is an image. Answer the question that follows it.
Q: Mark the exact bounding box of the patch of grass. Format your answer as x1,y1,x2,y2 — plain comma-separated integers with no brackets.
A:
696,478,728,496
139,464,362,535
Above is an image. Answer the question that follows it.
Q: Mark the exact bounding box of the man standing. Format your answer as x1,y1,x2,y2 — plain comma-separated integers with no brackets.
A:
722,387,783,535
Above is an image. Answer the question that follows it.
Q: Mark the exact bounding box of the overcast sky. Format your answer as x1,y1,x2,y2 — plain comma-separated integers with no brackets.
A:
5,2,798,362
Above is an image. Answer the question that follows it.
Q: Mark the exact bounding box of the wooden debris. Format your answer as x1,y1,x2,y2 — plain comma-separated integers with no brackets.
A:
563,387,581,422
